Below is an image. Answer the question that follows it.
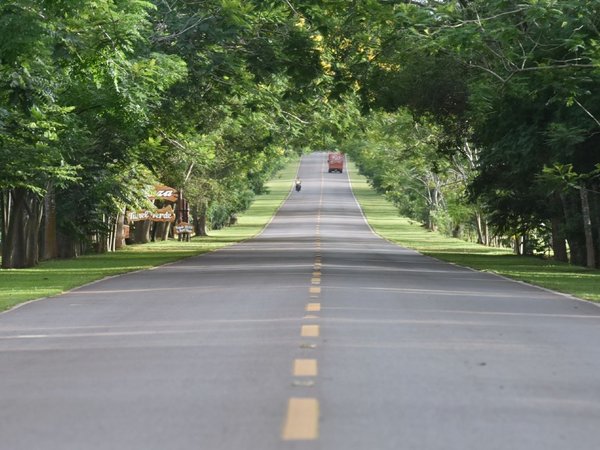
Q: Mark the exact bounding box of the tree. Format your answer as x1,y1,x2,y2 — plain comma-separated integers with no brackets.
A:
1,0,186,266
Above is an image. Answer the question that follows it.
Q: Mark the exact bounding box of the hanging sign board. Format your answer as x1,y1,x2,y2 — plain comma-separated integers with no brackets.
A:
127,210,151,222
151,205,176,222
127,206,176,223
149,185,179,202
175,222,194,234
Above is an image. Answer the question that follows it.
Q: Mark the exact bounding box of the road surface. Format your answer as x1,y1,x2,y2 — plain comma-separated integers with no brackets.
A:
1,153,599,449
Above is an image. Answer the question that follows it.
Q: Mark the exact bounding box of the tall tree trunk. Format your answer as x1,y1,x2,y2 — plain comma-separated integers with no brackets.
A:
560,191,585,265
550,192,568,262
475,212,485,244
115,211,126,250
57,230,83,259
580,185,596,268
1,190,8,258
162,222,171,240
428,187,439,232
108,214,118,252
592,184,600,268
133,220,152,243
40,184,58,261
94,215,110,253
483,221,489,246
1,188,43,268
514,235,522,255
550,217,568,262
152,222,171,241
193,200,209,236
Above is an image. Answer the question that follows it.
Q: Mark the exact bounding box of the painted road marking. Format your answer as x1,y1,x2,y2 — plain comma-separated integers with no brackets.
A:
309,287,321,295
301,324,320,337
282,398,319,440
13,335,49,339
306,303,321,312
294,359,318,376
311,278,321,285
313,271,321,276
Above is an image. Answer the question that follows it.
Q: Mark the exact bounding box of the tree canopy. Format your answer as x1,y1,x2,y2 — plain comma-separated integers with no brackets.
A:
1,0,599,268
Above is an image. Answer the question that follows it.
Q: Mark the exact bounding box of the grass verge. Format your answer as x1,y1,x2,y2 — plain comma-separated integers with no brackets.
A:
347,161,600,303
0,158,299,312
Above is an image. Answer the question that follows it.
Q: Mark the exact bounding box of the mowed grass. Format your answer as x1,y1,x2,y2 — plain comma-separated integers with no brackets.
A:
347,161,600,303
0,158,299,312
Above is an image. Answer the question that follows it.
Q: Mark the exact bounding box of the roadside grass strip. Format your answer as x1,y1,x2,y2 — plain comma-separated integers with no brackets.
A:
0,158,299,312
347,161,600,303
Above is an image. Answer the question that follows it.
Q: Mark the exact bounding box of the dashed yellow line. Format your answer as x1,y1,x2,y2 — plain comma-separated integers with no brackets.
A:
294,359,318,376
306,303,321,312
282,398,320,440
301,324,320,337
282,158,325,443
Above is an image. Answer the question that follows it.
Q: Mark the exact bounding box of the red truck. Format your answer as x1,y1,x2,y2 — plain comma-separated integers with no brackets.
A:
327,152,344,173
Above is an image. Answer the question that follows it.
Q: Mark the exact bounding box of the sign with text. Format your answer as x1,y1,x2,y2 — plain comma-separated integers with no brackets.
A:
152,185,178,202
175,222,194,234
127,206,176,223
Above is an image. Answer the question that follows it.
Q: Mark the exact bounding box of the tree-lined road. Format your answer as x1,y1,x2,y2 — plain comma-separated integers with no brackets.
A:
1,153,600,449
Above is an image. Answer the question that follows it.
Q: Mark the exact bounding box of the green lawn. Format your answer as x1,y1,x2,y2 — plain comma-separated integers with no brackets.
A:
347,161,600,303
0,158,299,312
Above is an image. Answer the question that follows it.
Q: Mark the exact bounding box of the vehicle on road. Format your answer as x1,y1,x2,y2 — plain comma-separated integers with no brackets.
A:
327,152,344,173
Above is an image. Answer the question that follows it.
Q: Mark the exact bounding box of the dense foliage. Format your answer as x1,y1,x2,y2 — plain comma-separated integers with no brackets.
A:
1,0,599,268
299,0,600,267
0,0,326,267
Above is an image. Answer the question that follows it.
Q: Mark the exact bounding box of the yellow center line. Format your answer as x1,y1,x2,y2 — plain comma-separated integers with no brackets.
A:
301,324,320,337
306,303,321,312
309,287,321,295
282,398,319,440
293,359,318,376
311,278,321,285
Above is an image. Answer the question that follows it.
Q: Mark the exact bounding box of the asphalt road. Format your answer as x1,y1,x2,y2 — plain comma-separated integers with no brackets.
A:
1,152,599,450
